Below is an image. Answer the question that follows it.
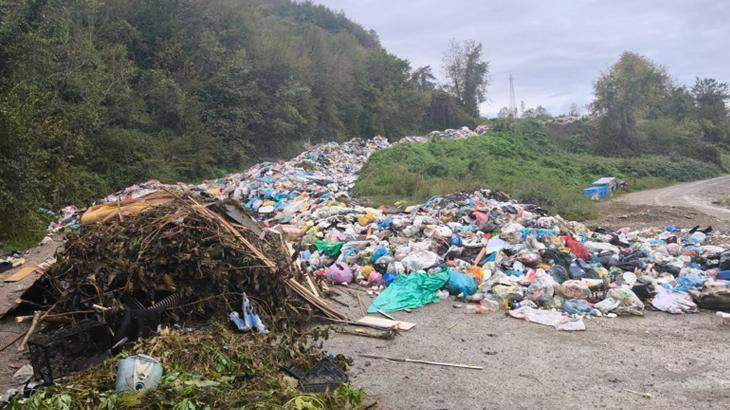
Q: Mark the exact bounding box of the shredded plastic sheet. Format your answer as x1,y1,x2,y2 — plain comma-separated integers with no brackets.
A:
508,306,585,331
652,286,698,314
368,270,449,313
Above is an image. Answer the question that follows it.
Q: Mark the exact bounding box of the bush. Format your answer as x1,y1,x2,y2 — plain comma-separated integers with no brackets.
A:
354,126,723,220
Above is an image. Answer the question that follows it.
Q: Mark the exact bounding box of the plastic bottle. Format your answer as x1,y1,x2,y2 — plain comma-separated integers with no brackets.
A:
465,304,486,314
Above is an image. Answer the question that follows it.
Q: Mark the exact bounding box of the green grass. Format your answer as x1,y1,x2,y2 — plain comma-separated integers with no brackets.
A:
353,124,723,220
1,212,52,253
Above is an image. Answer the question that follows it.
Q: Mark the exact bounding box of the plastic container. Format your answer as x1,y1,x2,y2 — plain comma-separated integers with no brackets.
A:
116,355,163,394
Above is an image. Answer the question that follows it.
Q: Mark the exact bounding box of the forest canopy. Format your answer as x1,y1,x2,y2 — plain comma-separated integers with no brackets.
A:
0,0,485,245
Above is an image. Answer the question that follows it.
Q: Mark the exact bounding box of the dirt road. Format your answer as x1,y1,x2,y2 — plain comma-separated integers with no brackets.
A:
588,176,730,234
617,176,730,221
325,295,730,409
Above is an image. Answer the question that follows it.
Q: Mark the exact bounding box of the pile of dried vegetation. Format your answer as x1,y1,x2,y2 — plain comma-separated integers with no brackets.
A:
8,195,362,408
37,196,312,332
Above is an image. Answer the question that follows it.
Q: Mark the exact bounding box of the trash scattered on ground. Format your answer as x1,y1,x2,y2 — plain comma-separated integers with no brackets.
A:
7,126,730,405
28,130,730,338
115,354,163,394
229,293,269,334
283,357,349,393
508,306,586,331
12,364,34,381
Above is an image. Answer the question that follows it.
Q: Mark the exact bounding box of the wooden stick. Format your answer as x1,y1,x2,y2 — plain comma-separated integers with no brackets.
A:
92,304,110,312
377,310,395,320
188,197,276,271
287,278,346,320
314,316,396,332
473,247,487,266
305,275,320,298
0,333,25,352
356,294,366,317
359,354,483,370
334,327,394,340
17,311,41,352
624,389,652,399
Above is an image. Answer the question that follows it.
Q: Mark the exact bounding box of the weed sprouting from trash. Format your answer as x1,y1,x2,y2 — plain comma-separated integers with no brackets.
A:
9,325,362,408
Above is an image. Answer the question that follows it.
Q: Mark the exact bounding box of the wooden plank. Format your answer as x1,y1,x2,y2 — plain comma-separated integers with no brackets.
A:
356,316,416,331
4,267,38,283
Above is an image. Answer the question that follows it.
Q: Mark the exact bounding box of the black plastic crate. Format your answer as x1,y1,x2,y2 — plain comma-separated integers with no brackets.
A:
297,359,349,393
28,320,113,385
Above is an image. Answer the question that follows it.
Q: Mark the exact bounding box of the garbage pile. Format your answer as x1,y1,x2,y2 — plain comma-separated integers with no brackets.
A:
134,131,727,330
41,128,730,331
398,125,488,144
37,195,312,340
287,185,729,326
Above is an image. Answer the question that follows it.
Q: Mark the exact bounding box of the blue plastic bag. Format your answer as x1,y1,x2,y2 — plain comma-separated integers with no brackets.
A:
371,247,389,264
563,299,596,316
446,269,477,296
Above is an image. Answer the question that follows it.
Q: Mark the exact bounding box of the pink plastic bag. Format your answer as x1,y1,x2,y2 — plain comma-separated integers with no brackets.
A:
473,211,488,226
368,270,383,285
325,262,353,284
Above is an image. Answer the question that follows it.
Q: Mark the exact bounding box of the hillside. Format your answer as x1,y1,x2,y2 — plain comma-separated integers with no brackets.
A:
0,0,437,247
353,121,723,219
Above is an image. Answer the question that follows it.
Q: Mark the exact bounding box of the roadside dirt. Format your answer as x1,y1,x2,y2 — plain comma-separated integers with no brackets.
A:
324,296,730,409
586,175,730,242
0,236,63,397
617,176,730,219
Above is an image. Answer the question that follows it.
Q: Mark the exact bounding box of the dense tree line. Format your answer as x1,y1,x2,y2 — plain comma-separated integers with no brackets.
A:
0,0,488,245
543,52,728,167
589,52,729,161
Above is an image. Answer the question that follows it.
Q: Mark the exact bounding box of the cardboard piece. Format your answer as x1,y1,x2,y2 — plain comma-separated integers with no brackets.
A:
356,316,416,331
4,267,39,283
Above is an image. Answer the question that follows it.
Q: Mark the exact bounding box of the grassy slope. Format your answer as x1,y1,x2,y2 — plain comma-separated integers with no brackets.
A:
353,123,723,220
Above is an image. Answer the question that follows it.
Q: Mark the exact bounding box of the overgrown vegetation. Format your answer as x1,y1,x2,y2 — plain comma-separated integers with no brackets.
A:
0,0,489,247
8,325,364,409
353,121,723,220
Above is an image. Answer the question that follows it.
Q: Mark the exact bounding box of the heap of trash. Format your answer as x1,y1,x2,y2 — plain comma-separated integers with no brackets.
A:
40,128,730,333
398,125,489,144
41,195,310,327
5,125,730,406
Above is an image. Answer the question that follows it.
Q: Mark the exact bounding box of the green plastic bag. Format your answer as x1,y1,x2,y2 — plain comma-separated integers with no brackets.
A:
368,270,449,313
313,240,344,258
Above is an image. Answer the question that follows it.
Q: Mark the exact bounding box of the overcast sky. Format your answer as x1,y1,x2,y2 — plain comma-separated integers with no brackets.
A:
310,0,729,116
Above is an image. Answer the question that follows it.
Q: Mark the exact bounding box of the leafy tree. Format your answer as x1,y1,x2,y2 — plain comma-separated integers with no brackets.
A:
650,85,695,121
423,91,473,130
523,105,551,120
410,66,436,92
691,77,729,142
568,103,580,117
0,0,436,244
590,52,671,153
442,39,489,118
